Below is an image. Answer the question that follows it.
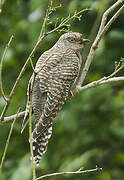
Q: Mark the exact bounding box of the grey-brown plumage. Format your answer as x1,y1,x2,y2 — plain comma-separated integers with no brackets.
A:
21,32,89,165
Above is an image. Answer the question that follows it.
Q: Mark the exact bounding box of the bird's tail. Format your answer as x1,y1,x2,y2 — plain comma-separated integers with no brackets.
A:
32,122,53,165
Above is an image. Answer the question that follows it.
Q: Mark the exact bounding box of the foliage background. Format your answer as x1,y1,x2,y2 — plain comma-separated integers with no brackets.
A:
0,0,124,179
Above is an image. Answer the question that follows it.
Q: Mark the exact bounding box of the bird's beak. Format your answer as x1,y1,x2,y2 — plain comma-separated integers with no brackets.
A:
83,38,90,43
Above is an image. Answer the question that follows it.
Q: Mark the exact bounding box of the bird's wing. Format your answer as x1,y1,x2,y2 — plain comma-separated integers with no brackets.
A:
32,77,47,125
21,50,53,133
33,48,79,137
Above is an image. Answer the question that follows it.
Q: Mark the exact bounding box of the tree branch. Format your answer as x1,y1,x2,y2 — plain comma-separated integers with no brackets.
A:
0,108,20,172
74,77,124,93
77,0,124,87
0,111,25,124
97,0,124,37
74,58,124,93
0,35,14,102
36,166,102,180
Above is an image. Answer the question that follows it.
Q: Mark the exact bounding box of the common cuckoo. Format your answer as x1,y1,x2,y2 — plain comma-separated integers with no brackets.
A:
21,32,89,165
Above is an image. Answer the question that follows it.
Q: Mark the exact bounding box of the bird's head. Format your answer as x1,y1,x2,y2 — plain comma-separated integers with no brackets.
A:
58,32,89,51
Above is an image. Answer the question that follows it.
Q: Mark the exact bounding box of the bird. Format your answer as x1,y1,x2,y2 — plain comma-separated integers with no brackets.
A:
21,32,89,165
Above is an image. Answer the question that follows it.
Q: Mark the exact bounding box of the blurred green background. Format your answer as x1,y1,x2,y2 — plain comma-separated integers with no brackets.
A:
0,0,124,179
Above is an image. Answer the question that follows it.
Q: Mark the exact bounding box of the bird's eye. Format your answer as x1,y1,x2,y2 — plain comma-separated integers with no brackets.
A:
67,37,76,43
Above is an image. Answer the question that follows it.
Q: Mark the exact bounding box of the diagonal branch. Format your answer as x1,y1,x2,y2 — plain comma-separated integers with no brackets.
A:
0,35,14,102
74,58,124,94
74,77,124,93
77,0,124,87
96,3,124,49
0,108,20,172
0,111,25,124
97,0,124,37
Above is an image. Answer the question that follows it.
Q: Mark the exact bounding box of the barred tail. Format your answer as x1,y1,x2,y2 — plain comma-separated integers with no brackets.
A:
32,122,53,165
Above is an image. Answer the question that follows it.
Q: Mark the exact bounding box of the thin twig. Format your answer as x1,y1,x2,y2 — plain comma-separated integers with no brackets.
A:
97,0,124,37
46,8,89,35
29,57,35,72
0,111,25,123
38,0,53,39
74,77,124,93
36,166,102,180
107,61,124,79
0,108,20,172
96,4,124,50
0,35,14,102
98,77,124,85
77,0,124,87
74,58,124,93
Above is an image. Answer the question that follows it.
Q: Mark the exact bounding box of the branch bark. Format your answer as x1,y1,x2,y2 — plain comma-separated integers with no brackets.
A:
74,77,124,93
0,111,25,124
0,108,20,172
77,0,124,87
36,166,102,180
0,35,14,102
